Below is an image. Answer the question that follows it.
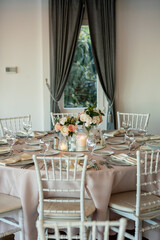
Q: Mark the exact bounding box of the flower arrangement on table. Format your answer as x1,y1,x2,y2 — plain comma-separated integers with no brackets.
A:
55,116,77,137
77,104,105,132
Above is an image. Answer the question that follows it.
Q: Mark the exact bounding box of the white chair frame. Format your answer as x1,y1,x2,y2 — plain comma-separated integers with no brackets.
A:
0,114,31,136
33,155,95,239
50,112,78,127
109,150,160,240
37,218,127,240
0,193,24,239
117,112,150,131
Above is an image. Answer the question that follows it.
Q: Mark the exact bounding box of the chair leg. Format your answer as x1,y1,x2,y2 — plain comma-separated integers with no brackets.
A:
18,209,24,240
135,218,142,240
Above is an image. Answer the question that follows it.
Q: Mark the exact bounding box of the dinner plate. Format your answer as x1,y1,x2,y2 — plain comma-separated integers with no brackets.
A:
106,158,132,166
23,146,41,151
110,145,129,151
38,150,59,156
62,153,84,158
8,159,34,166
92,150,114,156
25,140,40,146
0,139,8,145
0,147,11,155
146,140,160,150
106,139,126,145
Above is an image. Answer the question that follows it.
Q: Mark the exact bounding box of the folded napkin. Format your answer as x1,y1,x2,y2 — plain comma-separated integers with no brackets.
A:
135,135,160,143
140,145,152,152
16,131,28,137
0,146,11,153
0,138,8,145
104,129,125,138
20,153,33,161
0,156,21,166
149,136,160,141
0,153,32,166
33,131,45,138
111,153,137,165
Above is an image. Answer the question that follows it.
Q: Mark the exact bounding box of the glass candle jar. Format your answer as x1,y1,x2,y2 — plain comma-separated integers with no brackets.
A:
76,132,87,151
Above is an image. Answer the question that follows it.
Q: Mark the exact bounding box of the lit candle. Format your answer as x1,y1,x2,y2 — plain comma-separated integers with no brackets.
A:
76,133,87,151
59,142,67,151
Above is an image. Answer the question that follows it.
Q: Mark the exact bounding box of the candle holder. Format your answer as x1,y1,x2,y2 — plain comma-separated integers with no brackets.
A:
59,137,68,151
76,132,88,151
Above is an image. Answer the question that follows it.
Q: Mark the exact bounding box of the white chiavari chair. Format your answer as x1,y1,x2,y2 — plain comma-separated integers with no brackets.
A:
0,193,24,239
50,112,78,128
117,112,150,132
0,115,31,137
33,155,95,239
37,218,127,240
108,150,160,240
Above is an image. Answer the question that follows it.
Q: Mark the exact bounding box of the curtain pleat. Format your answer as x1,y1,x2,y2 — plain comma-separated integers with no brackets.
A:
49,0,85,113
86,0,116,129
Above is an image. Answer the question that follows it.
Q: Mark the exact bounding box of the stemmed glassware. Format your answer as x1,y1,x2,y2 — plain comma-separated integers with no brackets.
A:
23,121,32,140
4,128,16,154
125,132,135,156
88,138,96,155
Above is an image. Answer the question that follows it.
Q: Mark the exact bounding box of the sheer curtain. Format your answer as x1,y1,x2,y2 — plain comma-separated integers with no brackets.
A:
49,0,85,113
86,0,116,129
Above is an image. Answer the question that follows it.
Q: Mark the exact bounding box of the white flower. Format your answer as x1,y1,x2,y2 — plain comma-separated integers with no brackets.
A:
60,126,69,136
84,115,92,127
80,113,88,122
92,116,100,124
60,117,67,125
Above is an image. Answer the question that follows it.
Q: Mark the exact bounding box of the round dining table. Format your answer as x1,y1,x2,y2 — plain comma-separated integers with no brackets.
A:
0,132,159,240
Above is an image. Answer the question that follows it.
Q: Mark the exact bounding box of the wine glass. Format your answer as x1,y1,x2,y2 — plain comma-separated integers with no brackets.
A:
125,132,135,156
5,129,16,153
44,140,50,156
23,121,32,139
87,138,96,155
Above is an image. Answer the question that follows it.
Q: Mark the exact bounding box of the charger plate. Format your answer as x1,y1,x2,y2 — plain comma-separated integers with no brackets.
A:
38,150,59,156
110,145,129,151
23,146,41,151
106,139,125,145
92,150,114,156
8,159,33,166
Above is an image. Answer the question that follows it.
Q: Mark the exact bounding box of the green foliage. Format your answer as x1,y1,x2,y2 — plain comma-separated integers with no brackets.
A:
64,26,97,108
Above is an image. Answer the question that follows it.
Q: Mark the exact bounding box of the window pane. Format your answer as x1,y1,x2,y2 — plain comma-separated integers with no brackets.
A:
64,26,97,108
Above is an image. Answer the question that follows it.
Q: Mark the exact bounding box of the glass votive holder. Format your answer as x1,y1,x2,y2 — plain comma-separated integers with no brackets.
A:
76,132,87,151
59,137,68,151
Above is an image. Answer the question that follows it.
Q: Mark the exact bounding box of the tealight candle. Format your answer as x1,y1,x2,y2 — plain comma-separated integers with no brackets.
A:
76,133,87,151
59,142,67,151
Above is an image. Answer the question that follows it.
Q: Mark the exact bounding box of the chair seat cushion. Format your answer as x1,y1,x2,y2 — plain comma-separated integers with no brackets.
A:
109,191,160,216
38,197,95,220
0,193,22,214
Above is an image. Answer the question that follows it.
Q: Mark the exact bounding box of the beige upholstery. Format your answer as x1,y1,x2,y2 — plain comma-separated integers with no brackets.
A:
40,198,95,219
108,150,160,240
0,193,24,239
0,193,22,214
109,191,160,216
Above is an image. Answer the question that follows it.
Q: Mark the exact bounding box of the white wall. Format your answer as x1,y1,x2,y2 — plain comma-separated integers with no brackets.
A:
0,0,50,134
116,0,160,134
1,0,160,135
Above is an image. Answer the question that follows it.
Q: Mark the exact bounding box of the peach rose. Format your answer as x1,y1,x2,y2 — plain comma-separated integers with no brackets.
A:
60,126,69,136
68,124,77,133
55,123,62,132
99,115,103,123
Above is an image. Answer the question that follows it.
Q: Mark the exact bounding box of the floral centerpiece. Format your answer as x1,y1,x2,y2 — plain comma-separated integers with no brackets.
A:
77,104,104,132
55,116,77,137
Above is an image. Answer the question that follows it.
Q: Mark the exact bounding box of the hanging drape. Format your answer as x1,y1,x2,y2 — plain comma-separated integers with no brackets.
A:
49,0,85,113
86,0,116,130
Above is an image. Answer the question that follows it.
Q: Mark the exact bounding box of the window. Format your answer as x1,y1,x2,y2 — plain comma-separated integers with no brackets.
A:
64,26,97,108
59,26,107,130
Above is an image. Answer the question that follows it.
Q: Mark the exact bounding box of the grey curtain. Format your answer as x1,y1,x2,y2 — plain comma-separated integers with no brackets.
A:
86,0,116,130
49,0,85,113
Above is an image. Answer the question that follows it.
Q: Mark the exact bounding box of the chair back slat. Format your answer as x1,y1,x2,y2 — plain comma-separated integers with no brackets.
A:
37,218,127,240
50,112,78,128
136,150,160,218
33,155,88,221
117,112,150,131
0,115,31,136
